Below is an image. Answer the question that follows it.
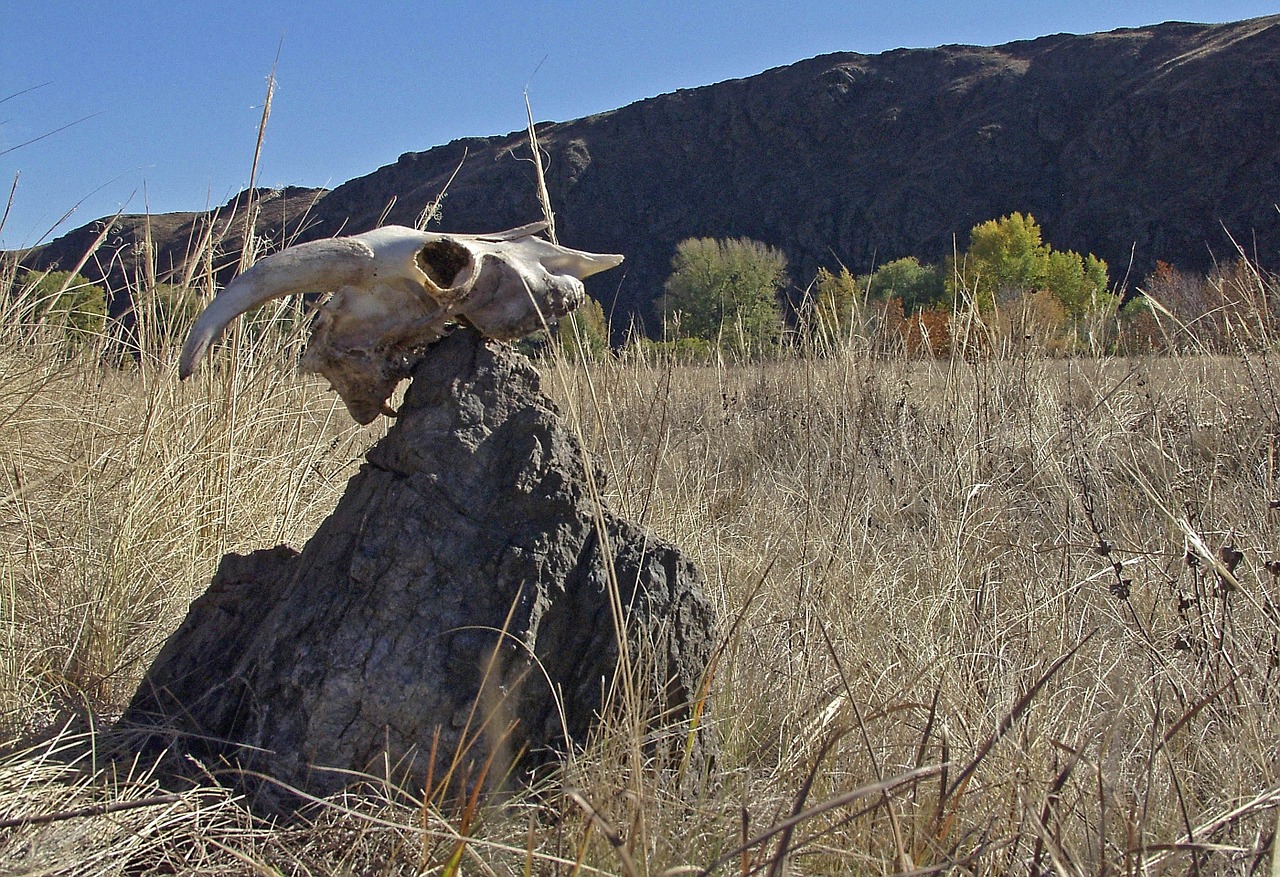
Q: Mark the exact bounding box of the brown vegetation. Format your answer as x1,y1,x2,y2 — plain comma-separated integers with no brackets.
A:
2,244,1280,873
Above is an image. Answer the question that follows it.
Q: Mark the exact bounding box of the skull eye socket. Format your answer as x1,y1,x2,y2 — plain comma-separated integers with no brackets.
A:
417,240,472,288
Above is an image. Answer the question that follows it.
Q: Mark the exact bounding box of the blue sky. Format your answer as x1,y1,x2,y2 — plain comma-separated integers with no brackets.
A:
2,1,1277,248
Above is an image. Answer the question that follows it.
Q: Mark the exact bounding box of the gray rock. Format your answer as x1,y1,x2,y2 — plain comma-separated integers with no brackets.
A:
122,329,716,814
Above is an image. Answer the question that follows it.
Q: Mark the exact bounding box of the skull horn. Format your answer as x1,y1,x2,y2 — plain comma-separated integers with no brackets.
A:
178,223,624,424
178,237,376,379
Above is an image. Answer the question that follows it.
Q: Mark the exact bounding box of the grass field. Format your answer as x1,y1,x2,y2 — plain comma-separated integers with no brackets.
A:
1,258,1280,875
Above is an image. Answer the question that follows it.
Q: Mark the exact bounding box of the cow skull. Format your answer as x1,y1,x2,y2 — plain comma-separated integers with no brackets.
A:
179,222,623,423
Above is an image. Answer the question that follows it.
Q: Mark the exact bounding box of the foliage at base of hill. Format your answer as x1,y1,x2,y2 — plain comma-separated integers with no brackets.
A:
19,269,107,341
947,212,1113,317
660,237,788,355
795,213,1125,356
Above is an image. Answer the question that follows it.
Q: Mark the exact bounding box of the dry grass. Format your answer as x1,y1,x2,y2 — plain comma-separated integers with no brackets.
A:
1,250,1280,875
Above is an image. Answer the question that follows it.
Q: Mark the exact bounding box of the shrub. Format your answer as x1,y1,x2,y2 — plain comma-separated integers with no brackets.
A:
661,237,787,355
1116,295,1166,354
861,256,946,313
558,296,611,361
1136,260,1239,351
902,305,952,356
21,269,107,341
993,288,1072,354
807,267,861,345
949,213,1111,319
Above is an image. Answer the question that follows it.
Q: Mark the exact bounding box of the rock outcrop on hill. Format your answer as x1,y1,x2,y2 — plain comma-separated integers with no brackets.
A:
17,16,1280,334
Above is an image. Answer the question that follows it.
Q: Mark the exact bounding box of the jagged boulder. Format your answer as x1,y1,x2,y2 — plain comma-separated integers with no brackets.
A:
121,329,716,814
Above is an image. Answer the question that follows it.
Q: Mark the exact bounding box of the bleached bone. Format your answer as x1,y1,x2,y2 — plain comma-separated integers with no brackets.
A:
179,222,623,423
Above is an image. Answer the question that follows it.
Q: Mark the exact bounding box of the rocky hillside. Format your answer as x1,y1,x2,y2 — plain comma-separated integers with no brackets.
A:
18,15,1280,332
15,187,328,317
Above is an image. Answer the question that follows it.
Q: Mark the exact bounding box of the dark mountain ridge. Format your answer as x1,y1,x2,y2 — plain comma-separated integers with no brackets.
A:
16,15,1280,332
11,186,328,317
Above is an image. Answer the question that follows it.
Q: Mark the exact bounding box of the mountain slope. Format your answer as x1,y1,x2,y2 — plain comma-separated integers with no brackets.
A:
19,15,1280,333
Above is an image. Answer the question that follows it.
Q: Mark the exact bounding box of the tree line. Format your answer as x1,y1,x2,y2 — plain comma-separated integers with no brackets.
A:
653,212,1271,357
656,212,1119,356
11,211,1271,359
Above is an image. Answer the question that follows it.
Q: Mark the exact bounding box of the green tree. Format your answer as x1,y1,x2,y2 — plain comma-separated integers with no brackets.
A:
809,267,860,342
559,296,611,361
25,270,107,340
1045,250,1113,317
661,237,787,354
862,257,946,313
950,213,1111,316
136,282,201,336
950,212,1048,308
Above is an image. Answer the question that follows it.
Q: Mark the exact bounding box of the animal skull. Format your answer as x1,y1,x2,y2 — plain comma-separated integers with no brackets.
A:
179,222,623,423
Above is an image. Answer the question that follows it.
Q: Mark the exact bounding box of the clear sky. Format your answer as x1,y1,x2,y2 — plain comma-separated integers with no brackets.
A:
2,1,1277,248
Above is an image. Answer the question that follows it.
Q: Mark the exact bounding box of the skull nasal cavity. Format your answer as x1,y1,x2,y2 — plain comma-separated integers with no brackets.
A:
417,240,472,288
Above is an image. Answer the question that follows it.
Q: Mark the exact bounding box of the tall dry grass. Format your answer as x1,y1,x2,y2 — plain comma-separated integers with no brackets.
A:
0,239,1278,875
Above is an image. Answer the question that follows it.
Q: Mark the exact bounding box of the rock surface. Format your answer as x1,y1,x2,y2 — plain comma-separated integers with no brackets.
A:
121,330,716,813
22,17,1280,332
